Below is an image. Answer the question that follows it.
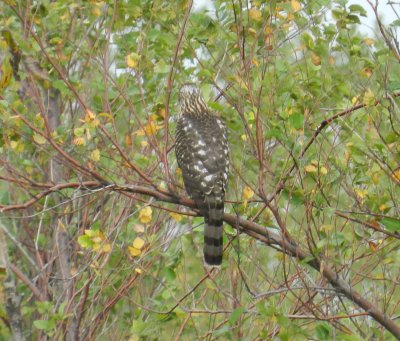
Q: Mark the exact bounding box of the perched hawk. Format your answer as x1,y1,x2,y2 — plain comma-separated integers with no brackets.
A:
175,84,229,266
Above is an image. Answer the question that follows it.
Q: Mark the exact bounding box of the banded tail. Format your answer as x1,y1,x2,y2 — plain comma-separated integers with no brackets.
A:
203,196,224,266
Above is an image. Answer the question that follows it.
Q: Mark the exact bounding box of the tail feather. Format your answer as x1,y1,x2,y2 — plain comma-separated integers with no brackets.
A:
203,198,224,266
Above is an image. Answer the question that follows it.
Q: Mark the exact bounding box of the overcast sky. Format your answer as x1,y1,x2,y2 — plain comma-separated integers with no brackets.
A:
193,0,399,35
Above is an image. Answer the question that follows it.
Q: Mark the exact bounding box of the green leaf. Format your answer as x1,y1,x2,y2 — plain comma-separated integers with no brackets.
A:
289,112,304,129
380,218,400,232
315,323,331,340
349,4,367,16
265,127,284,139
130,320,147,335
388,81,400,91
52,79,69,95
33,133,47,145
229,306,245,325
34,319,55,331
329,232,345,246
347,14,361,24
154,60,170,74
301,32,314,49
36,301,52,314
163,267,176,281
213,325,230,336
77,235,93,249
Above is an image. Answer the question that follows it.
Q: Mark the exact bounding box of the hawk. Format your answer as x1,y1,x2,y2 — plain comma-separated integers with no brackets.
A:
175,84,229,266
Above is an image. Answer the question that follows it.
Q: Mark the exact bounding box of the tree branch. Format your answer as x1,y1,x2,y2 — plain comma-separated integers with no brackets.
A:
1,180,399,338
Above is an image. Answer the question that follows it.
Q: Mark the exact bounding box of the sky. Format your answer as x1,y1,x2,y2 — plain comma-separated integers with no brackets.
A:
193,0,399,36
348,0,399,33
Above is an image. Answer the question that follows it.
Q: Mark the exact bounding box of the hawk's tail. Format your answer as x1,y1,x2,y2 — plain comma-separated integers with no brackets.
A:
203,198,224,266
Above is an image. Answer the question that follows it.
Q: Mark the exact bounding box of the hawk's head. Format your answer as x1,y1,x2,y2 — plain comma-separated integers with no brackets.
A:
179,83,208,116
179,83,200,100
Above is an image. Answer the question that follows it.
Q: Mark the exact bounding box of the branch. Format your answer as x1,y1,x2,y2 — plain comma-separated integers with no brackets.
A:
0,229,26,341
1,180,400,338
367,0,400,63
250,90,400,220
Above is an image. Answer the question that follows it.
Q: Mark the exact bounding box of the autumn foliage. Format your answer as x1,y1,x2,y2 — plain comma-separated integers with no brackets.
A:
0,1,400,340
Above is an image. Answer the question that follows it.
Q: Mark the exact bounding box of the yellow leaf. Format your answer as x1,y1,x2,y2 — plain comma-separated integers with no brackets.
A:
363,38,375,46
264,26,274,35
139,206,152,224
84,229,96,237
85,110,100,128
99,112,114,121
135,268,142,274
126,52,139,69
73,137,85,146
133,237,145,250
10,140,18,149
361,67,373,78
157,107,166,119
158,181,167,191
145,120,158,135
34,113,45,128
135,119,163,137
170,212,183,222
33,133,47,145
248,8,262,21
351,96,360,105
92,236,103,244
304,164,317,173
363,88,374,107
242,186,254,201
252,58,259,67
355,188,368,200
344,150,351,162
0,38,8,50
379,204,387,212
90,118,100,128
311,52,321,66
85,109,96,122
16,141,24,152
125,133,132,146
128,246,141,257
248,27,257,37
70,266,78,276
392,169,400,181
291,0,301,12
0,58,12,92
320,166,328,175
372,173,379,185
85,128,92,140
241,134,247,141
91,6,101,17
90,149,100,162
102,243,112,253
320,259,324,274
286,13,295,22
